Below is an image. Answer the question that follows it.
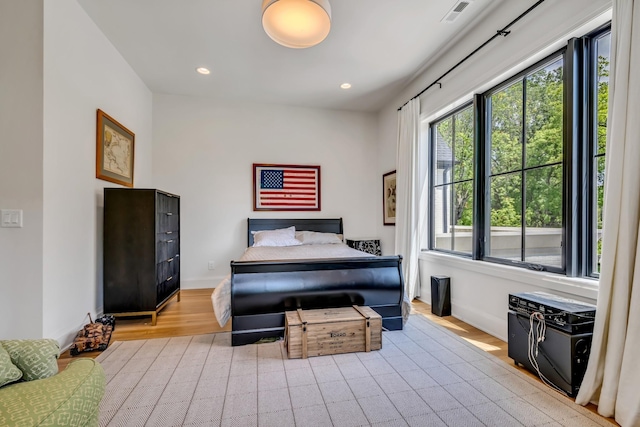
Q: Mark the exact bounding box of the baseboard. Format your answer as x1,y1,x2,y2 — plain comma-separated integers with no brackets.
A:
181,277,224,289
452,301,506,342
415,296,507,342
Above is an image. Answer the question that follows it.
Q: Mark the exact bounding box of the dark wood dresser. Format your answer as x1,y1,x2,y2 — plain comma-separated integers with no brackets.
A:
103,188,180,325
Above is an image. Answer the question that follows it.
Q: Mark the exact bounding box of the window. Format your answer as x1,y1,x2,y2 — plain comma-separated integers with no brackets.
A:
486,56,564,271
589,30,611,276
427,24,611,279
430,104,474,254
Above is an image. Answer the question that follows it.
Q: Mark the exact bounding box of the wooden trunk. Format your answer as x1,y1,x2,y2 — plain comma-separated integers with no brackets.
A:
284,305,382,359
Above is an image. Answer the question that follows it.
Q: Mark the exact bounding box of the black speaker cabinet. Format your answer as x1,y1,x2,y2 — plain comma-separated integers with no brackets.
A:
431,276,451,317
508,310,592,397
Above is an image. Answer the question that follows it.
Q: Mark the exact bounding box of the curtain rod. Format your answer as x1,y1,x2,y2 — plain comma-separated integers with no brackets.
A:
397,0,547,111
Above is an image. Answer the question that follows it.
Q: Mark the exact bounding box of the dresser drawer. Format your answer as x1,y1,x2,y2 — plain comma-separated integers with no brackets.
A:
156,257,179,285
156,192,179,214
157,211,179,233
156,235,179,261
157,274,179,306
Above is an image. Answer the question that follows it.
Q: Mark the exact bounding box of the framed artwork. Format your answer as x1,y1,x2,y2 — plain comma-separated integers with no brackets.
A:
254,163,321,211
96,109,135,187
383,170,396,225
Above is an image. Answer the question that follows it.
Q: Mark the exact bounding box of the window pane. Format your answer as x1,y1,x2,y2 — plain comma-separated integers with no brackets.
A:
525,59,564,168
453,108,474,182
490,81,523,175
591,32,610,275
524,165,562,267
435,118,454,185
433,184,453,251
431,104,475,254
453,181,473,253
596,33,610,155
488,173,522,260
594,155,605,273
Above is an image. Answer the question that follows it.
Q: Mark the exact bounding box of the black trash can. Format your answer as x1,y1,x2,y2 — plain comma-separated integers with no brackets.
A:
431,275,451,317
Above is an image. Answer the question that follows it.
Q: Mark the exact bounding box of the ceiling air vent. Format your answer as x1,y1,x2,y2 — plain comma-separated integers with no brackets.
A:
441,0,473,23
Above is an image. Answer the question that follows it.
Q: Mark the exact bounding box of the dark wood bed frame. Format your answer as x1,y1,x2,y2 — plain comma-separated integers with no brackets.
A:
230,218,404,346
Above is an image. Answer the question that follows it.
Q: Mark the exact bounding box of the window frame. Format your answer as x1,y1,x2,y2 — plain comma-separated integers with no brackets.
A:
425,24,611,280
479,49,567,274
429,102,475,257
583,24,611,278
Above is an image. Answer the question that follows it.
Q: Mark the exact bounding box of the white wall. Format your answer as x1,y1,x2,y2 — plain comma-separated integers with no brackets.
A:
152,94,380,288
377,0,612,340
377,105,398,255
0,1,45,339
41,0,153,345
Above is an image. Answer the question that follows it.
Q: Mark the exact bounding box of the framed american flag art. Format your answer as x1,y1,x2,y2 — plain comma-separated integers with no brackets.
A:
253,163,321,211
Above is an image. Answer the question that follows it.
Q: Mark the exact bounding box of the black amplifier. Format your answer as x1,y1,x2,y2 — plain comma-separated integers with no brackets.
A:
508,292,596,334
508,310,592,397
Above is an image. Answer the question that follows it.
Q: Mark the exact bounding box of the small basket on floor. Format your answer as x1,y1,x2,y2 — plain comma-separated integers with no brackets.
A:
69,313,114,356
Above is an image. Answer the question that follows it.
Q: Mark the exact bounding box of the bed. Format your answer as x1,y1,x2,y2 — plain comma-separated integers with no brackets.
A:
212,218,404,346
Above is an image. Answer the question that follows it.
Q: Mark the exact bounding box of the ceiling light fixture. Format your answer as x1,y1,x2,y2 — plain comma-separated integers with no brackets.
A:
262,0,331,49
340,83,351,89
196,67,211,75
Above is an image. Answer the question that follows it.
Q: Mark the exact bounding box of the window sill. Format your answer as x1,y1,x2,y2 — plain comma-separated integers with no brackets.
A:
418,250,599,302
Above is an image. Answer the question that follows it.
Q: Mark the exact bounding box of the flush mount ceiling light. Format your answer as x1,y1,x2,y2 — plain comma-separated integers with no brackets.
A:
262,0,331,49
196,67,211,75
340,83,351,89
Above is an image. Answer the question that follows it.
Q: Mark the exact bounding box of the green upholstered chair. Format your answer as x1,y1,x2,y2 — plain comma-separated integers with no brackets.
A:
0,339,105,427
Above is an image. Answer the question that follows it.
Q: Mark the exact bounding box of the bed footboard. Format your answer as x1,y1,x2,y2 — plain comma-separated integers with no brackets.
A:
230,256,404,346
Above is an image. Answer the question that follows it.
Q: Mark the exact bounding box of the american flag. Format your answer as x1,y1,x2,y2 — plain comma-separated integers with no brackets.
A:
254,164,320,210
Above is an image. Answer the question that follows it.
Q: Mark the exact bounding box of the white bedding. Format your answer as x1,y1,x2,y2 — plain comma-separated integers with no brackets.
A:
211,244,372,327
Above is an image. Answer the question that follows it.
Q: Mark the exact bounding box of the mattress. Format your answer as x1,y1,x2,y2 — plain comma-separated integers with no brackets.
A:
211,243,372,327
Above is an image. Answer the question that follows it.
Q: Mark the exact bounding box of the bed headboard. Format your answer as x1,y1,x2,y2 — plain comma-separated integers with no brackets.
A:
247,218,344,247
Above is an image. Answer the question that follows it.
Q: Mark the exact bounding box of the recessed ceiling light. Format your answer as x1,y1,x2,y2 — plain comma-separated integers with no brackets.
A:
196,67,211,75
340,83,352,89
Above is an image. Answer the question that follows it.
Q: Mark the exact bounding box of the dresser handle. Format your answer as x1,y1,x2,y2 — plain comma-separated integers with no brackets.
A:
166,212,173,216
166,231,173,235
166,239,174,243
167,258,174,263
166,276,173,282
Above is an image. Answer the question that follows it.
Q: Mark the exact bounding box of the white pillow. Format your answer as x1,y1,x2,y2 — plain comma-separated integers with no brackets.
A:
252,226,302,247
295,230,343,245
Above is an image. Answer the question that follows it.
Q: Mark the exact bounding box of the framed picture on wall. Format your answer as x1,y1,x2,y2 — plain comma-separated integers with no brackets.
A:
383,170,396,225
96,109,135,187
253,163,321,211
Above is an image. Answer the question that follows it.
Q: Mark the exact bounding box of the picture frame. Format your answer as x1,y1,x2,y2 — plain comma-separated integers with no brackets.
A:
96,109,135,187
383,170,396,225
253,163,321,211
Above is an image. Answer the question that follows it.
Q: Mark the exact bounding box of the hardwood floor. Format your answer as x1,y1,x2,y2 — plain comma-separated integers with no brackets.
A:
58,289,615,424
57,289,229,369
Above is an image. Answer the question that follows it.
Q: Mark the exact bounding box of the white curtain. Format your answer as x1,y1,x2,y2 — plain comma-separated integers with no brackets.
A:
575,1,640,425
395,98,421,322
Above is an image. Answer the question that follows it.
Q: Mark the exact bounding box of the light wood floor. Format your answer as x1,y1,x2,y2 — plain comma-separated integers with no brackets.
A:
58,289,615,424
58,289,227,369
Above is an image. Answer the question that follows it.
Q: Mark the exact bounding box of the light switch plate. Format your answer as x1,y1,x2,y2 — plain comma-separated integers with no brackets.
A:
1,209,23,228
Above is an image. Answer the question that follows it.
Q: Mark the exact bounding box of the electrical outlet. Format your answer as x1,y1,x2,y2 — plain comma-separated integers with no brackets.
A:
208,261,215,270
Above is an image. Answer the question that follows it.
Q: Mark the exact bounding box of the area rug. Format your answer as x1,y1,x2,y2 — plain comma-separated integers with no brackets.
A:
96,314,614,427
